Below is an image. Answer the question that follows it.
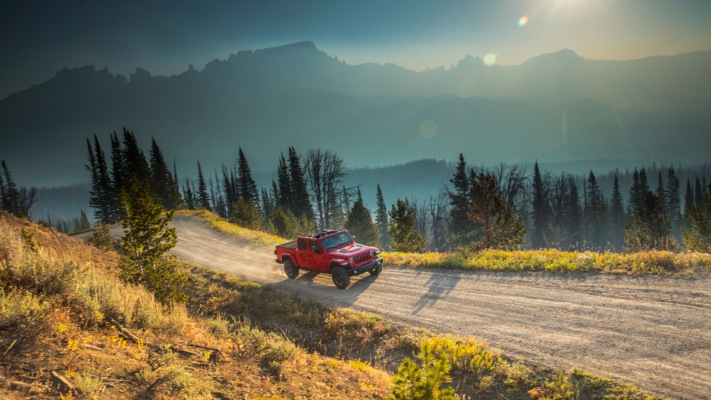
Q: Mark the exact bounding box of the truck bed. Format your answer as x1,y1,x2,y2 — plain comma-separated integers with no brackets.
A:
276,240,297,250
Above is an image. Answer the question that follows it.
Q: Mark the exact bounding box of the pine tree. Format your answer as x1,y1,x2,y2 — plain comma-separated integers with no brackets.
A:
237,147,259,209
567,177,583,248
531,161,551,248
196,162,211,211
375,184,391,250
583,171,609,249
221,165,234,209
1,160,21,215
628,168,643,214
609,173,626,250
389,199,427,253
666,166,682,240
149,137,181,210
261,187,275,223
288,146,314,220
277,153,291,210
119,177,186,303
655,171,666,212
230,199,262,230
467,172,525,251
695,177,704,207
183,179,196,210
389,341,456,400
110,131,125,221
683,183,711,252
447,154,473,248
121,128,151,186
625,191,674,251
345,189,380,246
0,160,35,218
684,178,694,218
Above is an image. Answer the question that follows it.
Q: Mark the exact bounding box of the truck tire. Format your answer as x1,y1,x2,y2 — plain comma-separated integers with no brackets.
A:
369,262,382,276
331,266,350,289
284,259,299,279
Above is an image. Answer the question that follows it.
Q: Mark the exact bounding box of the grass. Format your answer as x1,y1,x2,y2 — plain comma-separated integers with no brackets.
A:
383,248,711,275
0,211,391,399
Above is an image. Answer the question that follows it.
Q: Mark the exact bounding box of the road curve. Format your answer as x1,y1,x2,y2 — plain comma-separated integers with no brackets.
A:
170,214,711,400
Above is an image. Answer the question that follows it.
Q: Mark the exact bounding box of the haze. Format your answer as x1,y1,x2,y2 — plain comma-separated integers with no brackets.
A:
3,0,711,99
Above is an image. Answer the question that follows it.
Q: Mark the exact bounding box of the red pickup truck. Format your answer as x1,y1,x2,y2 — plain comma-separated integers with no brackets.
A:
274,230,382,289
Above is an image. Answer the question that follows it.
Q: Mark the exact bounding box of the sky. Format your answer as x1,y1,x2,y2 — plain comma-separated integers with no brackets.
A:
2,0,711,99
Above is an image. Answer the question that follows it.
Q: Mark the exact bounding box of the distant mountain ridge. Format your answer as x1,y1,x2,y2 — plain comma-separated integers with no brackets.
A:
1,42,710,185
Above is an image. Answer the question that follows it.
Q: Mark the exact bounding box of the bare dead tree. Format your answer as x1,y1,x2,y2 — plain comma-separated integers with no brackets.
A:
305,149,346,230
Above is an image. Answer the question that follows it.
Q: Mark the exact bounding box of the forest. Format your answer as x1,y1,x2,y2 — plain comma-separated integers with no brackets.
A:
4,128,711,255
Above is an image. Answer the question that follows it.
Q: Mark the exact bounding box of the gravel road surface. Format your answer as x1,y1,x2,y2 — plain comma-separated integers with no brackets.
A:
169,214,711,399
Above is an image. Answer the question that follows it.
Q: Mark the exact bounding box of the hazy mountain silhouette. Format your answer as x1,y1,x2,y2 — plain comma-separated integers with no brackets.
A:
1,41,710,185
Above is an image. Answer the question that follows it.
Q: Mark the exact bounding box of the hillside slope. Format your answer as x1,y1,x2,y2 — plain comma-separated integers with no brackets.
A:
0,212,391,398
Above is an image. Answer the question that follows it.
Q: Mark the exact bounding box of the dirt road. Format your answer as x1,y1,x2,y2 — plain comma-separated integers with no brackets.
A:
169,214,711,399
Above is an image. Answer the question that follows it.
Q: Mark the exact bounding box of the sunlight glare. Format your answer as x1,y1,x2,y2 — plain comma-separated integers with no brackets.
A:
419,120,439,139
483,53,497,66
518,15,529,27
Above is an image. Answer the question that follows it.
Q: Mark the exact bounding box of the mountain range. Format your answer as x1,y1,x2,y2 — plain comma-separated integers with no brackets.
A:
1,41,710,186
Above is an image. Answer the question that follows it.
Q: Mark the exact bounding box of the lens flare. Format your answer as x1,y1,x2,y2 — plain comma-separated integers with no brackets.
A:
419,120,438,139
483,53,497,66
518,15,529,27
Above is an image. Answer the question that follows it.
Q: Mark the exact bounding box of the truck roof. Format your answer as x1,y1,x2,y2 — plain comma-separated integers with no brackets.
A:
306,230,342,240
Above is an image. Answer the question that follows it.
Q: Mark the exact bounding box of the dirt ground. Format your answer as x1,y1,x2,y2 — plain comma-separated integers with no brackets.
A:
168,214,711,400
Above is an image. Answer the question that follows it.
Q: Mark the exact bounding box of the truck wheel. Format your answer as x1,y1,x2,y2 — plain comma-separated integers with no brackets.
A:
369,262,382,276
284,259,299,279
332,267,350,289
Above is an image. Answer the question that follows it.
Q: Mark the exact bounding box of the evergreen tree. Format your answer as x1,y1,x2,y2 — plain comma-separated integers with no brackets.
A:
389,341,456,400
221,164,239,209
683,184,711,253
183,179,196,210
684,178,694,218
230,199,263,230
583,171,609,249
655,171,666,212
375,184,392,250
447,154,473,248
625,191,674,251
149,137,181,210
237,147,260,209
119,177,186,303
695,177,704,207
467,172,525,251
531,161,551,248
567,177,584,249
288,146,314,220
261,187,275,223
121,128,151,187
609,173,626,250
270,206,302,239
109,131,125,220
196,162,211,211
389,199,427,253
628,168,643,214
0,160,35,218
345,189,380,246
1,160,20,215
666,167,682,240
277,153,291,210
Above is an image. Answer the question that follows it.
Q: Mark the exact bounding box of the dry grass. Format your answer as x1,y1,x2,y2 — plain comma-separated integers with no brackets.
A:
383,248,711,276
0,211,391,399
